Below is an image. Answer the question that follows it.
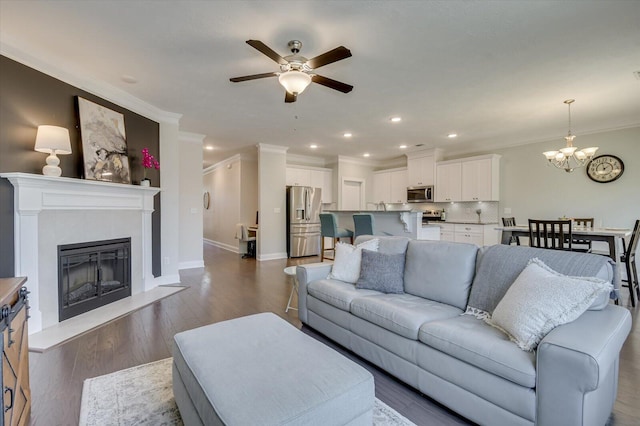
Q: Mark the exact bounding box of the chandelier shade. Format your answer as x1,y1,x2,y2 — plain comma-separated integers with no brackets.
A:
542,99,598,173
278,71,312,95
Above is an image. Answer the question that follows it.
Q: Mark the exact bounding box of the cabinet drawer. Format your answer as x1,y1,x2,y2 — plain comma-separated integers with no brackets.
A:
439,223,455,232
454,224,483,234
440,231,455,242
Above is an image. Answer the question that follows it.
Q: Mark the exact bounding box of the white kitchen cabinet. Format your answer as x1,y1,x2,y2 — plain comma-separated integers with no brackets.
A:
372,168,407,203
286,166,333,203
286,167,310,186
372,171,390,203
454,224,485,246
461,156,500,201
436,154,500,202
407,148,442,187
439,223,455,242
435,162,462,202
390,169,407,203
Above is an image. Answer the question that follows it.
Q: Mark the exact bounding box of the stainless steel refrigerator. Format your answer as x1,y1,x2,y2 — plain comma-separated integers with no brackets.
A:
286,186,322,258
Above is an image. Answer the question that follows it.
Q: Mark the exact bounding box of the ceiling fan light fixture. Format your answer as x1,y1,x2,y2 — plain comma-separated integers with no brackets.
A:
278,70,312,95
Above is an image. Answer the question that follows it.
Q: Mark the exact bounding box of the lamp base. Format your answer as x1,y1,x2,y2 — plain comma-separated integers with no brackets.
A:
42,153,62,177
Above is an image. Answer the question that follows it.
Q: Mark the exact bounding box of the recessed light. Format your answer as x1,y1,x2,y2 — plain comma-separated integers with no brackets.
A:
399,145,408,149
343,132,352,138
390,117,402,123
363,153,370,157
310,144,318,149
204,145,214,151
447,133,458,139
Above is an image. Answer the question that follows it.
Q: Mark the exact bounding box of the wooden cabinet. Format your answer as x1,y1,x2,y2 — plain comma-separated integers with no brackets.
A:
286,166,333,203
435,162,462,202
372,168,407,203
0,277,30,426
436,154,500,202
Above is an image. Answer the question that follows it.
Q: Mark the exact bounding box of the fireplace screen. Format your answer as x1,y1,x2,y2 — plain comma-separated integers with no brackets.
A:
58,238,131,321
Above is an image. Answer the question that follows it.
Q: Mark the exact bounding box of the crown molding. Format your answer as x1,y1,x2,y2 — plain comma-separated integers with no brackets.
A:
286,153,327,167
1,38,182,125
179,131,206,145
203,154,242,174
257,143,288,154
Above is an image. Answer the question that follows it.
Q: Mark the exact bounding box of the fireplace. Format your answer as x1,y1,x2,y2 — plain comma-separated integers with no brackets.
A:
58,238,132,321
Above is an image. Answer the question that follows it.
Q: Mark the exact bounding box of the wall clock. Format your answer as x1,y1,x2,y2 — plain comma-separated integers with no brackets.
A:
586,155,624,183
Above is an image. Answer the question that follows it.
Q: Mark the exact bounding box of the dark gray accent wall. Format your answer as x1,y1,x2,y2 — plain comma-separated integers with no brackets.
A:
0,55,162,278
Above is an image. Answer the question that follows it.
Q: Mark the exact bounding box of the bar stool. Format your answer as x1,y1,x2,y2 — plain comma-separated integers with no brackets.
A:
319,213,353,261
284,266,298,313
353,213,375,238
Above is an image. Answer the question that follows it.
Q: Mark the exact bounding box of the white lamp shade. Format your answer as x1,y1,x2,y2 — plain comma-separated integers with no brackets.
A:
34,125,72,155
278,71,312,94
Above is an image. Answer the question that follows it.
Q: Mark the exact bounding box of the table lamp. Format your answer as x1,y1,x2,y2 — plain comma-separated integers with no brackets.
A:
34,125,72,177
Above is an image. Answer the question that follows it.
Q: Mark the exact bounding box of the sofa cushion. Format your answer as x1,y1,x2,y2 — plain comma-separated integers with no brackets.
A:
350,293,462,340
487,258,613,352
467,244,615,319
356,249,405,294
403,240,478,310
355,235,410,255
418,315,536,388
327,238,379,283
308,279,381,312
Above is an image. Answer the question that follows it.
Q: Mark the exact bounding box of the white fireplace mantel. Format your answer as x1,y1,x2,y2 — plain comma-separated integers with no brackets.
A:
0,172,161,334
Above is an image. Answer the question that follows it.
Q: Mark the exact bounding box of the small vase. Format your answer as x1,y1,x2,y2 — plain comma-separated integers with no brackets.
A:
140,178,150,187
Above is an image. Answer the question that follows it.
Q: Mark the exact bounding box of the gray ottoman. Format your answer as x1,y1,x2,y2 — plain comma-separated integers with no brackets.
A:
172,312,374,425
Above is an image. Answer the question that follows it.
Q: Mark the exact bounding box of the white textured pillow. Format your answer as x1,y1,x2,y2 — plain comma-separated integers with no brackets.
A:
327,239,379,283
487,258,612,352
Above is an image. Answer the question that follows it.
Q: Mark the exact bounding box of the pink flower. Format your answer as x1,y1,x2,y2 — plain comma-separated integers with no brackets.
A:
141,148,160,170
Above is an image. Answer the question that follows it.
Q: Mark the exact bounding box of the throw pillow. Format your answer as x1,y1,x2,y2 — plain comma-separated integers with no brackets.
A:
487,258,612,352
356,249,405,293
327,239,379,284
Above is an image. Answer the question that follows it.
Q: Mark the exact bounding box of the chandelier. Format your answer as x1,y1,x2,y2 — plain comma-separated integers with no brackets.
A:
542,99,598,172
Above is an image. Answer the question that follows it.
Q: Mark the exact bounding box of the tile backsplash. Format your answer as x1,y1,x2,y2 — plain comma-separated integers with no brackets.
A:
437,201,499,223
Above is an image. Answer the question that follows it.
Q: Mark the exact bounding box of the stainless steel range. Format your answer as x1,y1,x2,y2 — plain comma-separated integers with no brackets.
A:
422,210,443,224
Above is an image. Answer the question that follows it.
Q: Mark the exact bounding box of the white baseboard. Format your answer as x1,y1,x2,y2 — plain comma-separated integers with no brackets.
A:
258,252,288,261
178,260,205,270
203,238,239,253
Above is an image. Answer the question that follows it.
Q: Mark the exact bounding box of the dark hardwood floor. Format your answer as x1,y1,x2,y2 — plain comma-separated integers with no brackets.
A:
29,244,639,425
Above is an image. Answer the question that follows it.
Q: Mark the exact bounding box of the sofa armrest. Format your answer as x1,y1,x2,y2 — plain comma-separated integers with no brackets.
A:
536,305,631,426
296,262,333,324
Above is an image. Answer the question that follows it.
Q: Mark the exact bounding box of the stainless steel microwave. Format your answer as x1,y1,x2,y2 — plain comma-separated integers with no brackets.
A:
407,186,434,203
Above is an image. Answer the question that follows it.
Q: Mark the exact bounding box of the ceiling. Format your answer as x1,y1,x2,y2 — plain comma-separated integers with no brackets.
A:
1,1,639,168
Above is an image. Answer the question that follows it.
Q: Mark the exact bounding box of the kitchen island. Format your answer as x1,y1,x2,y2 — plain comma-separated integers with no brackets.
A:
324,210,440,240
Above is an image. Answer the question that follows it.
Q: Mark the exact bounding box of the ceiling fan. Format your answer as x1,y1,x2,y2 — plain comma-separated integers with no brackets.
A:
230,39,353,103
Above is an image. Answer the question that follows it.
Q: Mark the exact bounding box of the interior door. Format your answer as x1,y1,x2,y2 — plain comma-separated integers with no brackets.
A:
341,179,364,210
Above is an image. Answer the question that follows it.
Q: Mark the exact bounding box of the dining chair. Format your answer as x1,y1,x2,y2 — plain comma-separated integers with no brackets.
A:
571,218,595,252
319,213,353,262
353,213,375,238
501,217,520,245
235,223,256,258
621,219,640,307
528,219,573,251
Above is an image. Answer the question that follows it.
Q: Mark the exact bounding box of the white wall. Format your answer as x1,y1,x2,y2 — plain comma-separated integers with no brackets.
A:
492,126,639,228
158,120,181,284
202,156,242,252
258,144,288,260
178,131,204,269
240,157,258,227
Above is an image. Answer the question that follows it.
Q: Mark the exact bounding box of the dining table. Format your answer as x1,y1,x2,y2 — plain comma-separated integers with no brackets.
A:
494,225,632,263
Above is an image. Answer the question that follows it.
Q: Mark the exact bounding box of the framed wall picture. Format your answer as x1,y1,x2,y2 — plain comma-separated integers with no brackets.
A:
77,97,131,184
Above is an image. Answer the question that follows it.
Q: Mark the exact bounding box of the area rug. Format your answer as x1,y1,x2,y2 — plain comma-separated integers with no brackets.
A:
79,357,416,426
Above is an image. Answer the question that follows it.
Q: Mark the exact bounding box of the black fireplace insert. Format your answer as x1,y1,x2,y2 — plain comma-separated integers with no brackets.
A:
58,237,131,321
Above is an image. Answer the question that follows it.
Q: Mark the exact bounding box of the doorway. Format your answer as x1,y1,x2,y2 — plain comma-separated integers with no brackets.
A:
341,178,365,210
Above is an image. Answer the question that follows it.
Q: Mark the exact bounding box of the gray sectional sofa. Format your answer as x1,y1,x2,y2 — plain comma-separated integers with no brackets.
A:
297,236,632,426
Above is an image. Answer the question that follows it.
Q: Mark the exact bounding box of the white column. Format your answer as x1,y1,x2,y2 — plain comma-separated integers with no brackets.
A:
14,210,43,333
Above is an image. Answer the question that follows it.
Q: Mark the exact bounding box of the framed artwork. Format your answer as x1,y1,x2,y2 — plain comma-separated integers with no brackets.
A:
77,97,131,184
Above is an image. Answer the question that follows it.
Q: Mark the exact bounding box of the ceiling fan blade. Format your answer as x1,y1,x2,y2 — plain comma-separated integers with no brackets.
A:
306,46,352,69
230,72,278,82
311,75,353,93
284,91,297,103
246,40,288,65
